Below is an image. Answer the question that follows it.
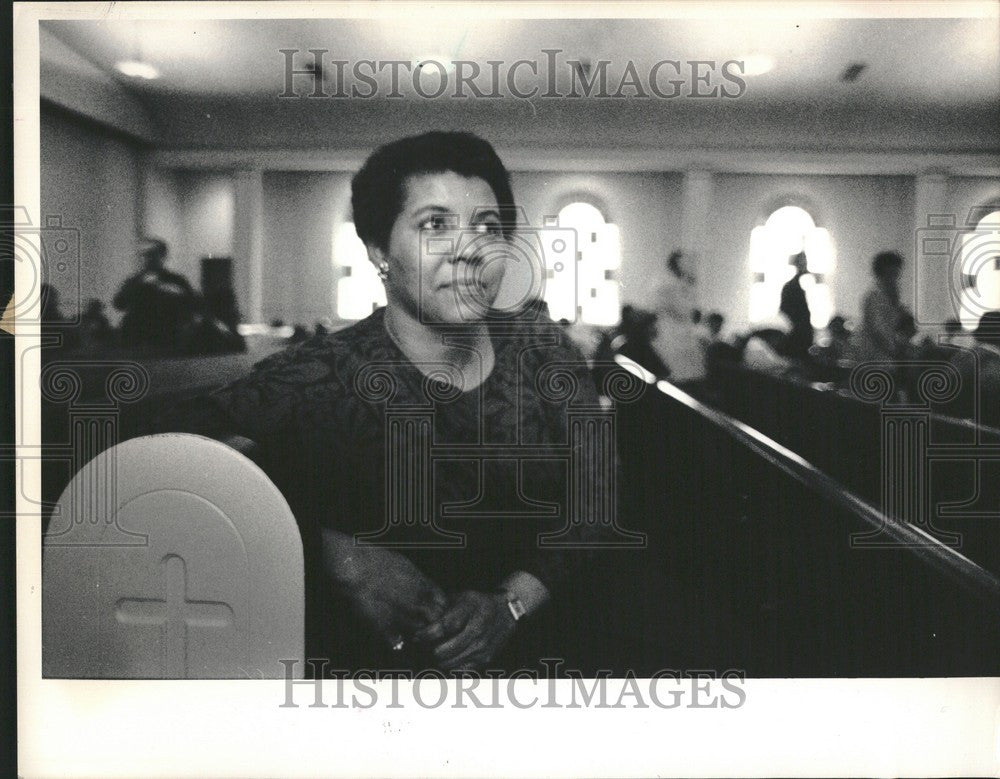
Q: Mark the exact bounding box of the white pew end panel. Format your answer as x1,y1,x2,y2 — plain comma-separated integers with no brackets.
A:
43,433,304,679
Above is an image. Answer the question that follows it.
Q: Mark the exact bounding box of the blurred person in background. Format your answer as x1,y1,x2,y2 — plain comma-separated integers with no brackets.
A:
113,238,199,350
848,251,912,365
652,250,705,383
779,251,813,361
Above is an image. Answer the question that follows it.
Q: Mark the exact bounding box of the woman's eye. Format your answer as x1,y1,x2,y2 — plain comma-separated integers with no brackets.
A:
473,222,503,235
419,216,449,230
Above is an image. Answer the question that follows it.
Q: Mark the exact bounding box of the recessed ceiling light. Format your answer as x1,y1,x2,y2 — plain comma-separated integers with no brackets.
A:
737,54,775,77
840,63,867,83
115,60,159,80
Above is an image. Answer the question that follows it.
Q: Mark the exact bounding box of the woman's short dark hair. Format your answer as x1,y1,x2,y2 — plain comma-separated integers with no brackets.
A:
872,251,904,279
351,131,517,250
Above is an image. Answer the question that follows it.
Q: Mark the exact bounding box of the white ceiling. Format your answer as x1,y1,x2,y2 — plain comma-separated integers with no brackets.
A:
40,16,1000,152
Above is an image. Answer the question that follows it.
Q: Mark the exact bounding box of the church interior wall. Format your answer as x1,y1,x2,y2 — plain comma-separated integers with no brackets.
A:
38,99,999,334
39,102,144,326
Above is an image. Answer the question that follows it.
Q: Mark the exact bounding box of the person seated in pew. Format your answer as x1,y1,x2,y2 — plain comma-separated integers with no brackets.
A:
704,312,725,342
695,312,727,360
942,318,964,348
38,283,81,352
79,298,113,348
113,238,201,351
159,131,616,675
806,314,854,382
821,314,851,361
948,310,1000,428
913,317,968,367
613,304,671,378
700,313,743,381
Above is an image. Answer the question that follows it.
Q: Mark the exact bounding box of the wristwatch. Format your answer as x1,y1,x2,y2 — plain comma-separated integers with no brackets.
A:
504,594,527,622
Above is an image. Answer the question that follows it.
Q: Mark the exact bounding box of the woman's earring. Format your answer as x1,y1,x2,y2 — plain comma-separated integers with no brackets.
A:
377,262,389,280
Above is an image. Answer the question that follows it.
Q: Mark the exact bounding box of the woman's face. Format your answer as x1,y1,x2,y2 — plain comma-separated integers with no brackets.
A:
371,171,508,324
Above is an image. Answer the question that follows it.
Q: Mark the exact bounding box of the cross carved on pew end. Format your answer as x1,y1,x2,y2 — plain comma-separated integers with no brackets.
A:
115,554,234,678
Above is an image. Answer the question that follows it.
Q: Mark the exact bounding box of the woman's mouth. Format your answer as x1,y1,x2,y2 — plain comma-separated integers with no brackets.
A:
440,279,482,290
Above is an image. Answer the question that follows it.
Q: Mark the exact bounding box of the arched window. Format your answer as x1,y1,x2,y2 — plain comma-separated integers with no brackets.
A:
332,222,385,320
958,209,1000,330
748,205,835,328
545,201,621,326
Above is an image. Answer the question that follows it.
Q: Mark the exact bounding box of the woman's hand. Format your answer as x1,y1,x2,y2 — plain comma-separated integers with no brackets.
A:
320,527,448,650
412,590,516,671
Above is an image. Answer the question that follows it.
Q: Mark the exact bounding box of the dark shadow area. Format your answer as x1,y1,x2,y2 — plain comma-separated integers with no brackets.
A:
590,374,1000,677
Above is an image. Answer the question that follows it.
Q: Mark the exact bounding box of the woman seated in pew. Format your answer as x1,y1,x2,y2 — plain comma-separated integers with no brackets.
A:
948,310,1000,428
160,132,619,675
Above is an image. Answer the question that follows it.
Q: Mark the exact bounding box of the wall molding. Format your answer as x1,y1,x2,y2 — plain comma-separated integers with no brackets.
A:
151,146,1000,177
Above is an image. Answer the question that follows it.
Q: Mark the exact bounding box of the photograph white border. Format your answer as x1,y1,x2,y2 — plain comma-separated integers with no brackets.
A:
14,2,1000,776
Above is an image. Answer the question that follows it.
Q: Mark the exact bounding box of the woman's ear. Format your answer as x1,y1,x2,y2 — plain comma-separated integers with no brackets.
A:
366,244,390,280
366,243,384,268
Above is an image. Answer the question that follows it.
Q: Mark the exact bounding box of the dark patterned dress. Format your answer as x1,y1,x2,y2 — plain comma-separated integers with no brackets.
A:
162,307,617,670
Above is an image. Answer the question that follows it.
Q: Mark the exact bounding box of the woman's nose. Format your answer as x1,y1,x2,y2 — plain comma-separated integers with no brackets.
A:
454,234,487,266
